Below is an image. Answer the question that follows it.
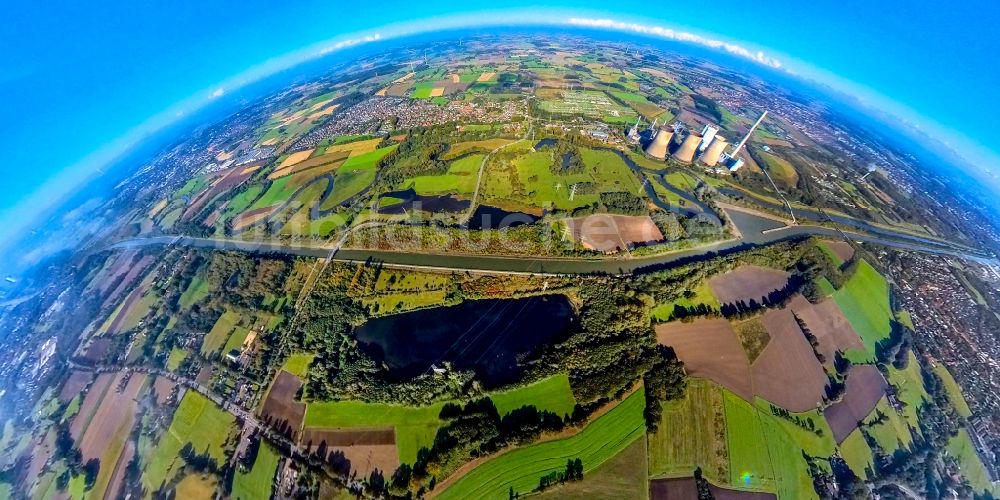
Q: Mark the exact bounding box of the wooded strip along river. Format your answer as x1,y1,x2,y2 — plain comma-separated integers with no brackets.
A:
112,208,994,276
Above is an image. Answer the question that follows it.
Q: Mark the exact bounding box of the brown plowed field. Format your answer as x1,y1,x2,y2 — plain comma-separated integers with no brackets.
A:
106,282,151,335
302,427,399,478
70,373,114,439
153,376,177,405
824,240,855,263
76,372,146,461
102,255,154,309
565,214,665,252
59,371,93,403
650,478,777,500
231,205,276,230
708,265,790,306
789,295,864,365
825,364,887,443
655,319,754,402
261,370,306,440
750,307,828,412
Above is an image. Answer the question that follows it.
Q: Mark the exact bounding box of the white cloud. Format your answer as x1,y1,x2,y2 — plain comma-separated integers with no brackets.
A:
211,87,225,98
317,33,382,56
566,17,782,69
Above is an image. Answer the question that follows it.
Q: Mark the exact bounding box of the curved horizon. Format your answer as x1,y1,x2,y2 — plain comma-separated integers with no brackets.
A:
3,6,999,249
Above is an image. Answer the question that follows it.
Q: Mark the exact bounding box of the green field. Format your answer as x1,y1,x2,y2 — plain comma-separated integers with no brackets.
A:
886,351,930,428
895,310,915,330
443,139,515,160
222,185,264,218
304,374,578,464
948,429,998,496
606,90,668,120
322,145,396,209
840,429,874,479
490,373,577,418
201,309,241,354
282,353,315,378
833,260,893,352
933,364,972,418
412,82,436,99
648,379,729,482
179,276,210,309
408,153,484,195
724,392,777,493
304,400,445,464
248,177,295,211
436,389,645,500
756,152,798,187
222,326,251,355
143,392,237,491
231,443,280,500
166,348,187,371
651,281,719,321
816,277,836,296
175,176,209,198
863,397,914,454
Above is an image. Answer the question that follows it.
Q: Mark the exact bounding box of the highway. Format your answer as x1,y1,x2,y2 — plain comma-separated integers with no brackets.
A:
111,207,994,276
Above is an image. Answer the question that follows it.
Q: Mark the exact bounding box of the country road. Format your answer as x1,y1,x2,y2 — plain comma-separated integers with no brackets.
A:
112,207,994,276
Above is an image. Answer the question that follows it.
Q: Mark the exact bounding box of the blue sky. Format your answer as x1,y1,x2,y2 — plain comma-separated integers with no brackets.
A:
2,0,999,243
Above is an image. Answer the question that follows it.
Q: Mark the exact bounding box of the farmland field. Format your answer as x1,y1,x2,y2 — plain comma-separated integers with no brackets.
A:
648,379,729,483
534,437,648,499
490,373,577,418
862,397,914,453
886,351,930,427
825,364,887,443
723,391,776,492
948,429,999,497
537,89,638,124
435,389,645,500
303,373,577,464
201,309,241,354
788,295,864,368
282,353,314,378
655,319,754,401
179,276,210,309
839,429,874,478
750,307,828,412
143,392,237,490
833,260,893,352
707,265,790,306
933,363,972,417
231,443,280,500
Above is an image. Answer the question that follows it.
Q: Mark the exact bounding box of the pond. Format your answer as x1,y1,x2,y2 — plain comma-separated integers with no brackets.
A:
378,188,470,214
354,295,577,387
465,205,539,230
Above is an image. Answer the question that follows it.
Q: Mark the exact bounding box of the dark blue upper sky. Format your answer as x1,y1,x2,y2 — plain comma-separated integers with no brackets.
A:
1,0,998,242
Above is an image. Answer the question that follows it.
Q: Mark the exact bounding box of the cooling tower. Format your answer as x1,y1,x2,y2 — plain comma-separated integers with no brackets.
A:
672,133,701,163
644,128,673,160
700,136,728,166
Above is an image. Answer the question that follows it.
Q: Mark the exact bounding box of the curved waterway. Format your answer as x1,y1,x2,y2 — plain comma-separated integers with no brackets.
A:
354,295,576,387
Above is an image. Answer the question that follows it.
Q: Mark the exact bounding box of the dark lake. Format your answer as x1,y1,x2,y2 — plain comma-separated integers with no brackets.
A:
379,188,470,214
354,295,577,387
466,205,539,230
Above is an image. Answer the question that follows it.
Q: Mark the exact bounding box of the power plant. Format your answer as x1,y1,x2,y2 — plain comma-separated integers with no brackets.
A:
672,133,702,163
700,136,729,166
634,108,769,173
644,128,673,160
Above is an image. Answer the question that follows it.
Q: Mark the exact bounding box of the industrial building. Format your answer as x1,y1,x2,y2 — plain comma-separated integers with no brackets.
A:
644,128,673,160
672,133,701,163
700,136,728,166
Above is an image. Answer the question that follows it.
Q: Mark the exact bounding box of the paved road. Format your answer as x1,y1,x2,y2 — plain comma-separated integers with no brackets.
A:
112,207,994,276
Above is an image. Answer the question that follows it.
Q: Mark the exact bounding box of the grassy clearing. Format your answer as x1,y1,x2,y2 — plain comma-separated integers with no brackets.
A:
201,310,240,355
948,429,998,496
724,392,776,492
179,276,210,309
840,429,874,478
248,177,295,211
490,373,577,418
816,277,836,296
283,354,315,378
648,379,728,483
231,443,280,500
733,318,770,362
895,310,915,330
833,260,893,352
443,139,515,160
500,147,642,211
933,364,972,417
607,90,667,120
863,397,914,454
756,152,799,187
222,326,251,355
322,145,397,208
651,281,719,321
886,351,930,428
819,242,845,268
175,474,217,499
167,348,188,371
436,389,645,500
143,392,236,491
